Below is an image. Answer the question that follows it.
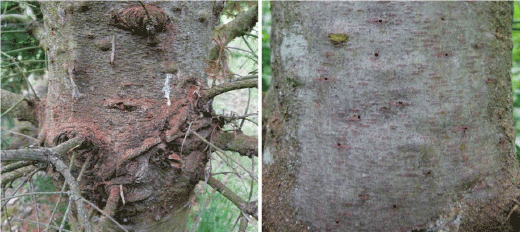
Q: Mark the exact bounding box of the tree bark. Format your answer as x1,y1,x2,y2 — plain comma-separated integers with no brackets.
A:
37,2,223,231
263,2,519,232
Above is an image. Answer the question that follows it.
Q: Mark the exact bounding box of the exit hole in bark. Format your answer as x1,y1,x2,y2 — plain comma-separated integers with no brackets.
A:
424,170,433,177
374,52,379,57
336,220,340,224
392,204,397,209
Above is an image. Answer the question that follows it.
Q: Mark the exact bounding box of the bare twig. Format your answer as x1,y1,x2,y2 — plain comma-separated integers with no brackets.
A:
191,187,217,232
181,122,193,155
59,197,72,232
1,89,39,125
1,167,40,212
138,1,151,23
46,183,70,232
1,191,70,202
207,177,257,220
3,68,46,79
9,218,72,232
243,32,258,38
1,51,38,99
1,137,91,231
239,88,251,129
227,46,256,55
2,128,39,142
212,131,257,157
212,4,258,47
203,78,257,101
6,46,41,54
191,131,257,180
1,160,35,174
97,186,121,231
77,155,92,183
1,96,26,117
241,35,256,55
212,151,244,182
82,197,128,232
2,189,14,231
248,157,255,202
29,180,41,231
1,137,84,162
51,154,91,231
46,152,82,232
221,113,257,119
2,167,39,201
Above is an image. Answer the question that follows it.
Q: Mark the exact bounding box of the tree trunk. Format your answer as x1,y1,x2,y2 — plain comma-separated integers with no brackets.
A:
263,2,519,231
38,2,221,231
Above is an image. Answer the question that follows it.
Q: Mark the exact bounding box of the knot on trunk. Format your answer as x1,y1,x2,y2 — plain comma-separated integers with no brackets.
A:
109,4,169,36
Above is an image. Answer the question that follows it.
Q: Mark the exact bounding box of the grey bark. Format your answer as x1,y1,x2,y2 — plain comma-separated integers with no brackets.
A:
263,2,519,232
37,2,222,231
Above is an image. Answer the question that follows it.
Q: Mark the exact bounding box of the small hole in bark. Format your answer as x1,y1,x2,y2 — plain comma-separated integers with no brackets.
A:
392,204,397,208
337,143,341,146
378,19,382,23
336,220,340,224
358,115,361,119
374,52,379,57
324,77,328,81
445,53,449,56
441,17,445,21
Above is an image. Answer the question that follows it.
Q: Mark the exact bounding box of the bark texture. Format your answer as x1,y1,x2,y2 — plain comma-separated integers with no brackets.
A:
38,2,222,231
263,2,519,232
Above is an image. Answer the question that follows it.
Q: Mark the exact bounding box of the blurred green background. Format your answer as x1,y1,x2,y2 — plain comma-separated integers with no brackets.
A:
512,2,520,164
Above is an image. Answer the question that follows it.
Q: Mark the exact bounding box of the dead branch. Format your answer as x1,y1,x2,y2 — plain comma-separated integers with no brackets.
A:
239,216,248,232
203,77,257,101
0,14,45,40
1,167,40,212
1,89,39,126
1,137,83,162
82,197,128,232
191,131,257,180
9,218,72,232
220,112,258,125
207,177,257,220
212,4,258,48
1,160,35,174
3,129,39,142
213,131,257,157
96,186,123,231
0,191,69,203
1,165,36,188
0,137,91,231
0,14,33,23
